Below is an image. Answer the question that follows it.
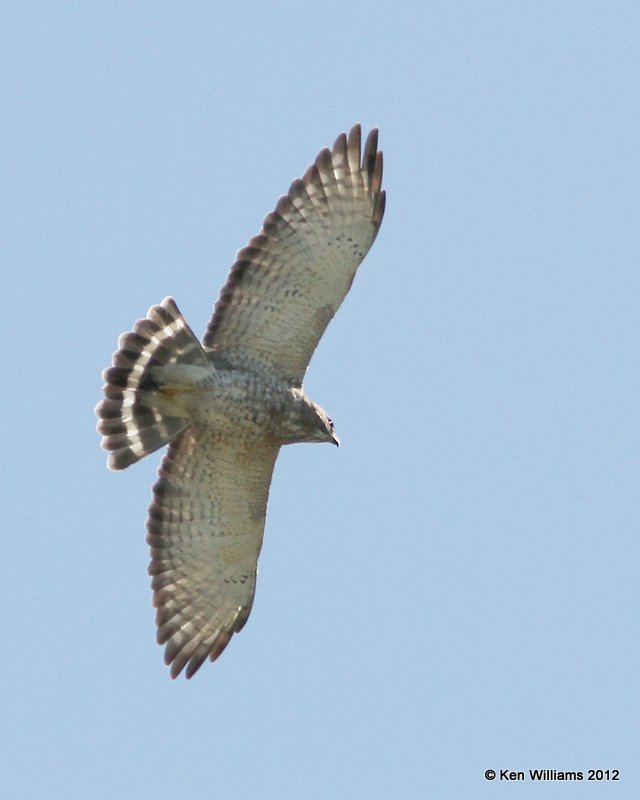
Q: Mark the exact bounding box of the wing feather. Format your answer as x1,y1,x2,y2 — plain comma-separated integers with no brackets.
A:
203,124,385,384
146,424,279,678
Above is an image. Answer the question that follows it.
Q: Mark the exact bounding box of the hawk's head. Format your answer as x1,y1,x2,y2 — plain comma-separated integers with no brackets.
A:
283,391,339,446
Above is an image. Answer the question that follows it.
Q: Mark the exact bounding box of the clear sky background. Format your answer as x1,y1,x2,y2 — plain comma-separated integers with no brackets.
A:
3,2,638,797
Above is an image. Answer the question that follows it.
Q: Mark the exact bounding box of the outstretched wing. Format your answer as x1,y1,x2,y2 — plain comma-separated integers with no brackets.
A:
203,124,385,385
147,424,279,678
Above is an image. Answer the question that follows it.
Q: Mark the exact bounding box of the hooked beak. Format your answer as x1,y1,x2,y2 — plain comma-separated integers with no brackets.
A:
331,432,340,447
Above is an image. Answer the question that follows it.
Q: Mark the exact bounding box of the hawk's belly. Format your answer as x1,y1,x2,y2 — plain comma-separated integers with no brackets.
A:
192,369,317,444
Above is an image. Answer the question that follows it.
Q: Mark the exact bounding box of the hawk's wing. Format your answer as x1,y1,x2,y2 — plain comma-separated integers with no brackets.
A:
147,424,279,678
203,124,385,385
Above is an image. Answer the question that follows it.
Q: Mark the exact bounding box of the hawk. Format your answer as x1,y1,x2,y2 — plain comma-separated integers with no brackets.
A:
96,124,385,678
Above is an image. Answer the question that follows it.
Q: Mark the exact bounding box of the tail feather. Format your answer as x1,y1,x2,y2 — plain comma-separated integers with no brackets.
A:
96,297,209,470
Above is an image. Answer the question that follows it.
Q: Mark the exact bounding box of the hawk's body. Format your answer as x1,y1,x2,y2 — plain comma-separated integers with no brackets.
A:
96,125,385,677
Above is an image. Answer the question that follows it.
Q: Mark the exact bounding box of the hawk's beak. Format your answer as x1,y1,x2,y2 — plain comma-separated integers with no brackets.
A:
331,433,340,447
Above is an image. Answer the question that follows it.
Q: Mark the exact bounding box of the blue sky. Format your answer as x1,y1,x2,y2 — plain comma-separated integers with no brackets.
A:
3,1,638,797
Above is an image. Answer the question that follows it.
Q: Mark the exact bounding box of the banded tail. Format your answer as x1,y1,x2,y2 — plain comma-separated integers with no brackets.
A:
96,297,209,470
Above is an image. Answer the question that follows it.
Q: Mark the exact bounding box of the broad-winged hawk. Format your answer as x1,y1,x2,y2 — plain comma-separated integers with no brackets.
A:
96,124,385,677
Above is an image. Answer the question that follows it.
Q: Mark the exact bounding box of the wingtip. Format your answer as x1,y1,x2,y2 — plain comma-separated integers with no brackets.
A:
363,127,380,160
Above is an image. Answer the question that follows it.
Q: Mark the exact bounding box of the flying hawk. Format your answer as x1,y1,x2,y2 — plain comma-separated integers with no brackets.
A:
96,124,385,677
